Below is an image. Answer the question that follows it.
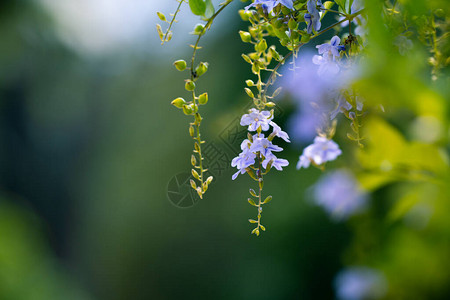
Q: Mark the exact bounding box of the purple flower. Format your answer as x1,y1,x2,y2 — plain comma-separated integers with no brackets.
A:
245,0,294,13
312,169,368,220
316,36,345,60
304,0,323,34
240,108,273,132
262,156,289,170
231,148,256,180
231,122,290,179
335,267,387,300
312,54,340,76
270,121,291,143
250,135,283,158
297,136,342,168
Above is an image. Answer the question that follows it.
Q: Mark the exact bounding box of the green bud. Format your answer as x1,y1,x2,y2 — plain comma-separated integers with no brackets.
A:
194,112,202,123
288,18,298,30
251,63,260,74
238,9,250,21
189,125,195,137
156,24,164,40
263,196,272,204
157,12,166,22
256,39,268,52
198,92,208,105
269,47,281,61
245,80,255,87
265,102,276,108
182,104,194,115
195,62,208,77
185,80,196,91
239,30,252,43
206,176,213,185
191,169,200,180
241,54,252,64
173,60,187,71
244,88,254,98
171,97,186,108
248,52,259,60
193,23,205,35
190,179,197,190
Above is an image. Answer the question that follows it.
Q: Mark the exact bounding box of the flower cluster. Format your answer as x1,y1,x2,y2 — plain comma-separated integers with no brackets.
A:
232,108,289,180
245,0,293,13
297,136,342,169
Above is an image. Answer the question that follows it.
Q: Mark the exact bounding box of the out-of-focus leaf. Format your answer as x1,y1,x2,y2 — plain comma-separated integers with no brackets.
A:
189,0,206,16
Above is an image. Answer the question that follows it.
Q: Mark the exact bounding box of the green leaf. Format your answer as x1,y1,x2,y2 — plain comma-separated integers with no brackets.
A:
189,0,206,16
202,0,215,20
335,0,346,11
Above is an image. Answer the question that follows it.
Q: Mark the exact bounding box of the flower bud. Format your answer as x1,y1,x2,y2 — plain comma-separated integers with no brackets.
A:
193,23,205,35
269,47,281,61
238,9,250,21
244,88,254,98
185,80,196,91
198,93,208,105
182,104,194,115
239,30,252,43
256,39,268,52
265,102,276,108
157,12,166,22
171,97,186,108
195,62,208,77
173,60,187,71
241,54,252,64
245,80,255,87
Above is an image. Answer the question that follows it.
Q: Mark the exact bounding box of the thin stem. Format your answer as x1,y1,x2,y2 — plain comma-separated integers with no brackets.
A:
161,0,185,45
187,0,234,197
190,0,234,81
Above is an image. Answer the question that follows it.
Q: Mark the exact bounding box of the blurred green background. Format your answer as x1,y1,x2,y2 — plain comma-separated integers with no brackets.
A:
0,0,449,299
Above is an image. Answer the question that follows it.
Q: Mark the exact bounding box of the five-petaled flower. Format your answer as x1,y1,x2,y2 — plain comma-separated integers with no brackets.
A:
296,136,342,169
240,108,273,131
